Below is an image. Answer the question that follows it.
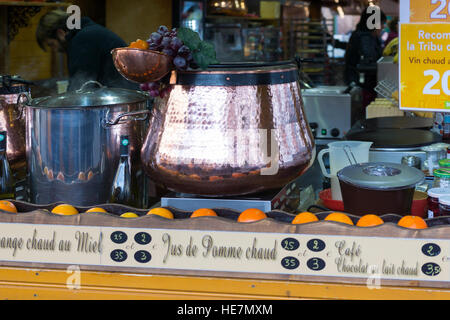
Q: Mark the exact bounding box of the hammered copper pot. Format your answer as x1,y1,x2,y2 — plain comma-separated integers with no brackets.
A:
0,76,28,169
141,62,316,196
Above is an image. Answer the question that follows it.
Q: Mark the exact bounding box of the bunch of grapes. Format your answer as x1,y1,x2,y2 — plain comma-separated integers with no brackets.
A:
140,25,198,98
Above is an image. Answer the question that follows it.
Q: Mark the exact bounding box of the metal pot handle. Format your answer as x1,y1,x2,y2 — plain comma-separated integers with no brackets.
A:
104,109,151,127
76,80,104,93
15,92,31,120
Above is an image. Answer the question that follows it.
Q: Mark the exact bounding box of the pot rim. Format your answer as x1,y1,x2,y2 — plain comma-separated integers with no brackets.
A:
336,162,425,190
174,63,299,86
178,61,298,75
23,89,149,109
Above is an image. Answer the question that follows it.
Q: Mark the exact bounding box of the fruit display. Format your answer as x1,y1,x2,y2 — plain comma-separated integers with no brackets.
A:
51,204,79,216
128,25,218,98
0,200,17,213
191,208,218,218
356,214,385,227
324,212,354,226
0,199,444,230
147,207,174,219
291,212,319,225
237,208,267,223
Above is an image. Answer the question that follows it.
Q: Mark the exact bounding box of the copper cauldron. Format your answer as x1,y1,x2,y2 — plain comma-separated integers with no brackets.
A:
0,75,28,169
141,62,315,196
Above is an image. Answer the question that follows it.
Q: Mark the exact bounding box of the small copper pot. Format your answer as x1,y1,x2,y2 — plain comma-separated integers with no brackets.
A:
141,62,315,196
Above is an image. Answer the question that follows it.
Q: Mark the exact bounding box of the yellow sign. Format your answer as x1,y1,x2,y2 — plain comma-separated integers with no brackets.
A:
409,0,450,23
400,23,450,111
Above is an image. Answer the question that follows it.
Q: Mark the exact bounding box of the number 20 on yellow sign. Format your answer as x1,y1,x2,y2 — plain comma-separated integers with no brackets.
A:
407,0,450,22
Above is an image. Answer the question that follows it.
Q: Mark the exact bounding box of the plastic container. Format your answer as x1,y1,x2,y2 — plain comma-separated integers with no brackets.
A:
432,168,450,188
427,188,450,218
337,162,425,216
318,141,372,201
438,195,450,217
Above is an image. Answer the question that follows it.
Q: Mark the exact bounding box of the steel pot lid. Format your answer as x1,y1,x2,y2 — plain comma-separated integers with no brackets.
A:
337,162,425,190
27,81,148,109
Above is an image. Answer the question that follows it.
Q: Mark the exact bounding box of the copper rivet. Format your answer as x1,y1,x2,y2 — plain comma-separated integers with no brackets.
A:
226,77,230,81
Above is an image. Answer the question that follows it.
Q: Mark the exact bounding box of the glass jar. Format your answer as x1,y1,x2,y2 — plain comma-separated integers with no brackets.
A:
438,195,450,217
432,168,450,188
427,188,450,218
422,144,447,175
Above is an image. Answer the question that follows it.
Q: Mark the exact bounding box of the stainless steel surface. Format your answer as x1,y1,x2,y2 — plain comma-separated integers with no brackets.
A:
401,155,421,169
22,83,150,206
111,48,172,83
301,85,362,140
141,63,315,196
377,56,399,90
369,150,426,165
161,197,272,213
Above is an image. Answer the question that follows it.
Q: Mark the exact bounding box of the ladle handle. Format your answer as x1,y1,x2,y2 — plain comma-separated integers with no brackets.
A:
76,80,104,93
15,92,31,120
343,145,358,166
104,109,151,127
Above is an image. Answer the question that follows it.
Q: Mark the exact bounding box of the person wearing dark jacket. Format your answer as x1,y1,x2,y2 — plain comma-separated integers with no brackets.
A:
345,7,387,116
36,10,137,91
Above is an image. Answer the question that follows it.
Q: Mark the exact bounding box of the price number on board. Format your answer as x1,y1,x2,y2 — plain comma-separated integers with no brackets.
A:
110,249,128,263
281,256,300,270
430,0,450,19
134,250,152,263
134,232,152,245
421,243,441,257
423,70,450,96
307,239,326,252
281,238,299,251
110,231,127,244
306,258,326,271
421,262,442,276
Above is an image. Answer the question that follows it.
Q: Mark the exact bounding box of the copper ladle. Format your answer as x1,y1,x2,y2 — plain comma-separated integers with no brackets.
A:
111,47,172,83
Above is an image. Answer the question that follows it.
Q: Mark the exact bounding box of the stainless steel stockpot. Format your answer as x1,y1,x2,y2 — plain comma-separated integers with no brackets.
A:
19,81,151,206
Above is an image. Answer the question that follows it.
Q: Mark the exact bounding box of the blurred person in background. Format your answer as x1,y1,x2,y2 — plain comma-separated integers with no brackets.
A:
384,17,399,48
36,10,137,91
344,6,387,116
